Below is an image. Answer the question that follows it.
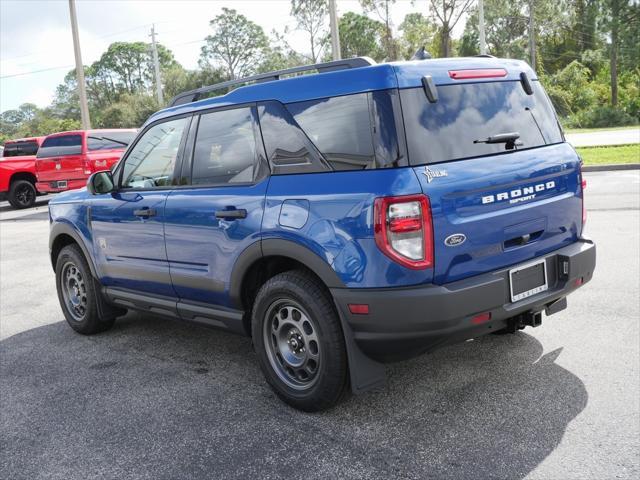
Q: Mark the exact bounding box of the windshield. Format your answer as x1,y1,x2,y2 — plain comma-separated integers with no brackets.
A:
401,80,563,165
88,131,136,151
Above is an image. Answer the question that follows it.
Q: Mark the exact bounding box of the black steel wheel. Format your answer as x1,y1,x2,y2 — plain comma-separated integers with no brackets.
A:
252,270,348,412
8,180,36,209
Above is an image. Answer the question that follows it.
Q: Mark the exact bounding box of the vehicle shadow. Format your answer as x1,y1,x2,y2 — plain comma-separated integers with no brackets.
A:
0,210,49,222
0,197,49,214
1,313,587,480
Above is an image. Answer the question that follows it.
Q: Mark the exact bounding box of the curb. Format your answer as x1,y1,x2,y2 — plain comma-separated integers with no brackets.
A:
583,163,640,172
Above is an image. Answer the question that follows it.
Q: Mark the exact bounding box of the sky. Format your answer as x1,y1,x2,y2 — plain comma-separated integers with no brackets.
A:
0,0,457,113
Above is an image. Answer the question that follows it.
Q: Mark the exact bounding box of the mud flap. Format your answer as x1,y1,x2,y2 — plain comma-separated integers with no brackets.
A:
96,280,127,321
334,303,387,394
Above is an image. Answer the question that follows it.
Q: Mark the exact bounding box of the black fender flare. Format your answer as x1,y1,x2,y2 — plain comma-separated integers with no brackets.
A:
229,238,346,308
49,222,98,278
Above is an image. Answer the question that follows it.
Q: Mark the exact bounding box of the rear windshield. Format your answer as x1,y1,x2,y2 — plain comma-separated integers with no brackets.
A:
87,131,136,151
401,80,563,165
37,135,82,158
2,141,39,157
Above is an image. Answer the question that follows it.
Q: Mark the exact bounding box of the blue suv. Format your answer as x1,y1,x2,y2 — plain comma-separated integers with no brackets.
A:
49,56,596,411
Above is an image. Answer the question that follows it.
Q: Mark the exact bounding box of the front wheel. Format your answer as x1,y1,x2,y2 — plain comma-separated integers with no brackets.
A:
252,270,348,412
8,180,36,209
55,244,116,334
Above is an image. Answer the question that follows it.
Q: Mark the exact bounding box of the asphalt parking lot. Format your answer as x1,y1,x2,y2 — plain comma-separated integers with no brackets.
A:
1,171,638,480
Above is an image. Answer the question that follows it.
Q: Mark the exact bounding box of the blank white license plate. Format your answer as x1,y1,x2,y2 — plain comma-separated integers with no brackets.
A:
509,259,548,302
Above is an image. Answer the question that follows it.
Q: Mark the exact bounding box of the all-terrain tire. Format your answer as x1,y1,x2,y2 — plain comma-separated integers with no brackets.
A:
55,244,117,334
252,270,348,412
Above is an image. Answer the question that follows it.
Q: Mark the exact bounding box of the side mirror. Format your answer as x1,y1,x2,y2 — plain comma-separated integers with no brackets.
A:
87,170,115,195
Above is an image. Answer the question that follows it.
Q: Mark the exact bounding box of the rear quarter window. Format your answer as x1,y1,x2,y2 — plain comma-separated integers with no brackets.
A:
258,90,406,175
286,90,405,171
37,135,82,158
2,141,39,157
401,80,563,165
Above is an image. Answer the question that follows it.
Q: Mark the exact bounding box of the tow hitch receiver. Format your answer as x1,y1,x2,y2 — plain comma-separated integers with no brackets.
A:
505,310,543,333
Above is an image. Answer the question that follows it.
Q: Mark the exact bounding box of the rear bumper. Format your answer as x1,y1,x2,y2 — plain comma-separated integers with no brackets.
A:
331,238,596,362
36,178,85,193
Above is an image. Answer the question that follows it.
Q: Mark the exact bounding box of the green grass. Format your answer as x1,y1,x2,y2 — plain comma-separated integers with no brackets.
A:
564,125,639,134
576,144,640,165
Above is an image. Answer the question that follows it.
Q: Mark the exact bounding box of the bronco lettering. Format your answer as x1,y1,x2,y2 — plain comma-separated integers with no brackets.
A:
482,181,556,205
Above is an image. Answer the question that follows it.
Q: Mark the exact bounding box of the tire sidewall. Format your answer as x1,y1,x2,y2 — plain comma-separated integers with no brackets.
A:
252,274,347,407
9,180,36,209
55,245,99,332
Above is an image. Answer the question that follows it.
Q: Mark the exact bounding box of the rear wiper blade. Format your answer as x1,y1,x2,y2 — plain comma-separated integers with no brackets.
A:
474,132,520,144
473,132,522,150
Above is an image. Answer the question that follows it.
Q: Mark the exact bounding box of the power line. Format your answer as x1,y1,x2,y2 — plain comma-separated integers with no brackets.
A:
0,65,74,80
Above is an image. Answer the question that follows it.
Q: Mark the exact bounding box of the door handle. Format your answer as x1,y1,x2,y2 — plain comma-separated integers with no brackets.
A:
215,209,247,220
133,208,156,218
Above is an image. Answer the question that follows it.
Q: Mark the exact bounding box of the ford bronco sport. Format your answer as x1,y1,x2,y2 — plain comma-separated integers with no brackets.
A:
48,57,596,411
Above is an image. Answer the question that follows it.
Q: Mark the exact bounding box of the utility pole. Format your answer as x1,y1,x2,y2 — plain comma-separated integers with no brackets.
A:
68,0,90,130
150,24,164,105
478,0,487,55
528,0,536,68
329,0,341,61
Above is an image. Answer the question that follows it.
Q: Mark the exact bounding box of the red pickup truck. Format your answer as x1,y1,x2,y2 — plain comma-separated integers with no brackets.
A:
0,136,45,209
35,129,136,193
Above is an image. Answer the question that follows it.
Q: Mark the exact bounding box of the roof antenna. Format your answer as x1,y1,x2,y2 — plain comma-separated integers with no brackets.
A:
411,46,432,61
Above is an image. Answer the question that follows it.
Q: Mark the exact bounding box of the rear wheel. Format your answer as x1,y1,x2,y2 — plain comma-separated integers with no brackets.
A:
55,244,116,334
8,180,36,209
252,270,348,412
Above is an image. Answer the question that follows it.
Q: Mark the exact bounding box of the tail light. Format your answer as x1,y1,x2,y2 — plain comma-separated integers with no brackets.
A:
374,194,434,269
580,162,587,228
83,158,92,175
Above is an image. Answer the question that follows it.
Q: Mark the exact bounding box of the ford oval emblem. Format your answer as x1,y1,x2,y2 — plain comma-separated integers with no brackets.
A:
444,233,466,247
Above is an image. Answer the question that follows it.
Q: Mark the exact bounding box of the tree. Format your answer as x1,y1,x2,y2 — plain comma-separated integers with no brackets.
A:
428,0,474,57
199,8,268,79
459,0,528,59
398,12,437,60
338,12,386,62
290,0,329,63
258,31,306,73
602,0,639,106
360,0,398,60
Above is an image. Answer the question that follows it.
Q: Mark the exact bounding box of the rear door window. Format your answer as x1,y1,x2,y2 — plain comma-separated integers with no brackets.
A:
401,80,563,165
191,107,259,185
2,141,39,157
87,131,136,151
37,135,82,158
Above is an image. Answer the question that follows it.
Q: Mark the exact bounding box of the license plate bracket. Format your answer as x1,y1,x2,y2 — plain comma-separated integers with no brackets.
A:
509,259,548,302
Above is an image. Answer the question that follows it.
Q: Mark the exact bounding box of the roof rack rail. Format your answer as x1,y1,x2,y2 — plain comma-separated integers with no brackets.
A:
168,57,376,107
474,54,496,58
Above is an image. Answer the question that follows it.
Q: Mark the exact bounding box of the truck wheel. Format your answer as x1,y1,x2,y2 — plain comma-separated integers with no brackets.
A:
252,270,348,412
8,180,36,209
55,244,116,334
